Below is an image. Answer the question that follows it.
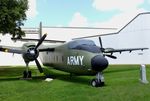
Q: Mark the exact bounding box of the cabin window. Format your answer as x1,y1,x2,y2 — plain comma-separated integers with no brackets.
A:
62,56,64,62
56,56,58,62
68,39,96,49
75,45,101,53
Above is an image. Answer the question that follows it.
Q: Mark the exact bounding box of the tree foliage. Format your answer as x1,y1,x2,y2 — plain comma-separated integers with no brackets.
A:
0,0,28,38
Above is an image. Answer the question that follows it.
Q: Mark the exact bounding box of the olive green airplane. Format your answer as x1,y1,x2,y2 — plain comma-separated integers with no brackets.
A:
0,33,148,87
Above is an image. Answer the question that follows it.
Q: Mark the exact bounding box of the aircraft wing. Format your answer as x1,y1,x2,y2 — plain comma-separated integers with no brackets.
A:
11,38,65,43
104,48,148,54
0,45,24,54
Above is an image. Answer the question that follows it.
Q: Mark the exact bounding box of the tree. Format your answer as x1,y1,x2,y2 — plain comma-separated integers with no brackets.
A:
0,0,28,38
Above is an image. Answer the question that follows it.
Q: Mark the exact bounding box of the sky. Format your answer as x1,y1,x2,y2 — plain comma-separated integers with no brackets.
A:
24,0,150,28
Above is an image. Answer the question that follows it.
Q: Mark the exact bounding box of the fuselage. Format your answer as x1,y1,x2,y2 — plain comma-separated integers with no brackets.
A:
39,39,108,75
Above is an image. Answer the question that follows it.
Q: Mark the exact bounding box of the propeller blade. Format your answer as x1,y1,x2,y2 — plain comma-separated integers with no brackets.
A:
35,34,47,49
99,37,105,52
105,54,117,59
99,37,103,48
35,59,43,73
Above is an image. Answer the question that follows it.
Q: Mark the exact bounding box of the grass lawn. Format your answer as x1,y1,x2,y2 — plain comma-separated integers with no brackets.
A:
0,65,150,101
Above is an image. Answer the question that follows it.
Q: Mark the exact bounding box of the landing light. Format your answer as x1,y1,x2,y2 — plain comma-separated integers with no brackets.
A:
5,49,8,52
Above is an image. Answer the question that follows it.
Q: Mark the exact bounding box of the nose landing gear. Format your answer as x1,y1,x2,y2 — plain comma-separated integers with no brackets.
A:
91,72,105,87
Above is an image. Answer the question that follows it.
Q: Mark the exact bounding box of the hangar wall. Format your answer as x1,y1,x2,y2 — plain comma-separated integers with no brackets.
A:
100,12,150,64
0,12,150,66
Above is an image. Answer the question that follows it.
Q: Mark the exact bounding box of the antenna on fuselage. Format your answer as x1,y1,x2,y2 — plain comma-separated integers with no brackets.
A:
39,22,42,39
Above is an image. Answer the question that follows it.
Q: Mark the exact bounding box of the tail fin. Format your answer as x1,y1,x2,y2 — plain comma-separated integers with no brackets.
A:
116,12,150,34
102,12,150,64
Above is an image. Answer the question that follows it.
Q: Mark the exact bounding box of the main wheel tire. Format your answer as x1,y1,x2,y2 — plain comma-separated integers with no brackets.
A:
28,71,32,78
23,71,27,78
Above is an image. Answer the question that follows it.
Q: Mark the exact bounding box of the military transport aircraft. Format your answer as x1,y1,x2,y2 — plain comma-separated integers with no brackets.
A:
0,12,150,87
0,33,148,87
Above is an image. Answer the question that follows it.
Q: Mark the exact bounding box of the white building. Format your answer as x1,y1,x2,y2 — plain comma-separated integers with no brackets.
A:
0,12,150,66
101,12,150,64
0,28,39,66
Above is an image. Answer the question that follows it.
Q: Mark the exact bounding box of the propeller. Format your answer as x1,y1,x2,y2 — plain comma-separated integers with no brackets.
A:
35,58,43,73
34,33,47,73
98,37,117,59
23,34,47,73
35,34,47,49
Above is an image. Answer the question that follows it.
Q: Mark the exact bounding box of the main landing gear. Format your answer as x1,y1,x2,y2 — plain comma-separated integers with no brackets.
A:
22,62,32,79
91,72,105,87
23,70,32,79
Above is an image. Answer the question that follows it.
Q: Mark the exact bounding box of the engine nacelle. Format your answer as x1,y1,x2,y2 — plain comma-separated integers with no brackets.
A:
22,43,39,63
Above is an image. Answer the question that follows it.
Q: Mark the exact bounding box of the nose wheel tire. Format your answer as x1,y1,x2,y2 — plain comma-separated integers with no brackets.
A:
91,79,104,87
91,72,105,87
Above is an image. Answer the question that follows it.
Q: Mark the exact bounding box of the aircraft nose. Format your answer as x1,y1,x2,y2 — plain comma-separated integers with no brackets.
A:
91,55,108,71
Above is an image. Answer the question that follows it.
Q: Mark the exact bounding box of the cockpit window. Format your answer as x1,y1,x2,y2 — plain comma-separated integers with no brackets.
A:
68,40,100,53
68,40,96,48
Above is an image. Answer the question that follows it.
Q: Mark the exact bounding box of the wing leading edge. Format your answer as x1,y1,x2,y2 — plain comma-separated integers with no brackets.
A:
104,48,149,54
0,45,25,54
100,48,149,59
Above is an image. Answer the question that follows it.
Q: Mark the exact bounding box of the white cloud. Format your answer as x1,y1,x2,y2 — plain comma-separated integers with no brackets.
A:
92,0,144,12
26,0,38,18
93,9,147,28
69,10,146,30
69,12,88,27
68,0,147,33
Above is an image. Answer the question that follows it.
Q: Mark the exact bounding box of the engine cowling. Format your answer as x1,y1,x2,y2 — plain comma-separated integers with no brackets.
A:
22,43,39,63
